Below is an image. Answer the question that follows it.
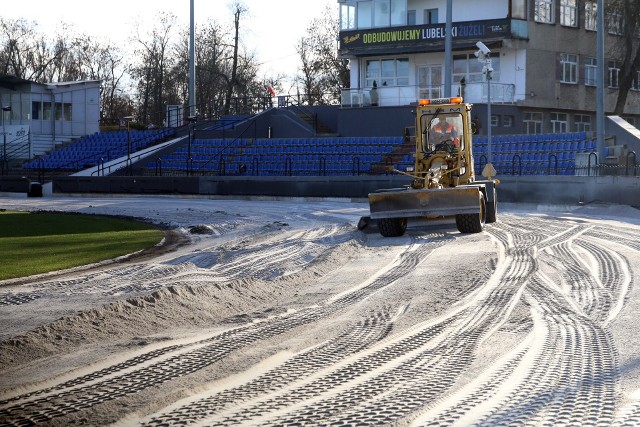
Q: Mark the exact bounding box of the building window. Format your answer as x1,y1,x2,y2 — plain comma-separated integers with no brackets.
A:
407,10,416,25
43,102,52,120
453,54,500,84
632,70,640,91
391,0,406,26
374,0,389,27
357,1,372,28
607,11,623,35
535,0,554,24
524,112,543,134
491,115,499,127
574,114,592,132
370,0,406,27
366,58,409,87
32,101,42,120
63,103,72,121
585,57,597,86
560,0,577,27
560,53,578,84
608,60,621,88
550,112,568,133
424,8,438,24
585,1,597,31
454,55,481,84
503,115,514,127
396,58,409,85
512,0,527,19
340,3,356,30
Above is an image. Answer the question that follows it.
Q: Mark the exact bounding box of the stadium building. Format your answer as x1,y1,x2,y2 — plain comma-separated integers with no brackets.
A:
0,74,101,159
337,0,640,134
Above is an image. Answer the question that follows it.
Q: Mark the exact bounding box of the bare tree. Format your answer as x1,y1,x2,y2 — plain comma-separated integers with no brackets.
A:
172,19,234,119
609,0,640,115
295,37,321,105
91,44,130,123
0,18,69,82
195,21,233,118
131,12,177,125
0,4,284,127
170,13,265,120
222,2,247,115
295,4,348,105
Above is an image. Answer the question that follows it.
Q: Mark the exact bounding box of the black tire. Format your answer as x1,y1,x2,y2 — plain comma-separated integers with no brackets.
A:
486,188,497,224
378,217,407,237
456,193,486,233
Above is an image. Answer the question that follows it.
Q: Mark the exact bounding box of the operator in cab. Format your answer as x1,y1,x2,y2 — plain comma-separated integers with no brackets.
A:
432,117,459,144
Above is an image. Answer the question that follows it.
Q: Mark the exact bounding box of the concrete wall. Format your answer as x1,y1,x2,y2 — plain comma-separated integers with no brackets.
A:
497,175,640,207
42,174,640,209
336,106,415,137
606,116,640,161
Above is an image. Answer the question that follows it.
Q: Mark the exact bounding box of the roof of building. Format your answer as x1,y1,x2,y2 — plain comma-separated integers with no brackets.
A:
0,73,34,90
0,73,101,91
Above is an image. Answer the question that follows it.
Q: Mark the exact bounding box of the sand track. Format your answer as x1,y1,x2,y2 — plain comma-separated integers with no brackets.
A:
1,197,639,426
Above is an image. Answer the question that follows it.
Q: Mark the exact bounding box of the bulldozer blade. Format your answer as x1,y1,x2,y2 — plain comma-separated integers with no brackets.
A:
357,216,378,232
368,186,481,219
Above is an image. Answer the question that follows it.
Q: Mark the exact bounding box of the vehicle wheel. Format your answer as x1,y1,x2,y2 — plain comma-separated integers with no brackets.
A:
378,217,407,237
486,188,497,224
456,193,486,233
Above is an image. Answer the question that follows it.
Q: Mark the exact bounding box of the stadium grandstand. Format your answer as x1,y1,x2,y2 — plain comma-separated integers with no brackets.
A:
0,67,637,203
2,105,639,206
16,121,602,178
22,129,175,171
139,132,597,178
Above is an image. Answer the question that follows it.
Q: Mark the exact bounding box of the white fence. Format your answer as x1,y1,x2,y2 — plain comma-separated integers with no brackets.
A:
341,83,515,107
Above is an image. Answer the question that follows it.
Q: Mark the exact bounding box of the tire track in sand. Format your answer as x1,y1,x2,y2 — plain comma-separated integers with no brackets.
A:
0,234,450,426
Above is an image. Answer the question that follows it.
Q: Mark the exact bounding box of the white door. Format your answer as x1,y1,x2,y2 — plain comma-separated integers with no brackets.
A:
418,65,442,99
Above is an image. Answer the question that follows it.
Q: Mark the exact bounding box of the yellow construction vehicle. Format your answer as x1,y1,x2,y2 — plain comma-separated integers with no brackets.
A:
360,96,498,237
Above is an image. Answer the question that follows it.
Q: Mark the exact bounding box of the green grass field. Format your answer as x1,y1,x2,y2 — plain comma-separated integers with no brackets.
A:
0,211,164,281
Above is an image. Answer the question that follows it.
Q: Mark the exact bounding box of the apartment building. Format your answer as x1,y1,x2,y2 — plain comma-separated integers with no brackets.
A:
337,0,640,135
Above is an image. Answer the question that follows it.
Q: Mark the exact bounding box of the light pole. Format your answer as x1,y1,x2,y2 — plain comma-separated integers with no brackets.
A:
2,106,11,173
186,115,197,176
122,116,134,175
475,41,495,179
596,0,605,162
189,0,196,118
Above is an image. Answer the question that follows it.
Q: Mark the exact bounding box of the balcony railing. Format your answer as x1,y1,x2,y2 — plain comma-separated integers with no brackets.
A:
341,83,516,108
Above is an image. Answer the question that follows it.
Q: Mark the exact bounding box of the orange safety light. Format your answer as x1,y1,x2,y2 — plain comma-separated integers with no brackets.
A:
418,97,463,106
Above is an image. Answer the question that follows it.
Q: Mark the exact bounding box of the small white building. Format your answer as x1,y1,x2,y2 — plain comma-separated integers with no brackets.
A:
0,74,100,161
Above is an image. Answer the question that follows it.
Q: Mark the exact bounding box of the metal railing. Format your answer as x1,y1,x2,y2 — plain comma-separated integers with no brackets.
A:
474,151,640,177
341,82,516,107
1,135,31,175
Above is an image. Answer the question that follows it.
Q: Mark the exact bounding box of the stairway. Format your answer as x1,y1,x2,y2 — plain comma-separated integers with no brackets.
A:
370,136,415,174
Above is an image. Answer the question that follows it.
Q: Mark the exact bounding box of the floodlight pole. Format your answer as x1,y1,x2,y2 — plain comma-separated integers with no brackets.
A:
2,109,5,170
486,57,492,165
122,116,134,175
444,0,452,97
189,0,196,118
2,106,11,174
186,115,197,176
596,0,605,161
476,49,493,166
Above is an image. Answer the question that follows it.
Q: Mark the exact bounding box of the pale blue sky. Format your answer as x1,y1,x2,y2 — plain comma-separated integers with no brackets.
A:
4,0,337,78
